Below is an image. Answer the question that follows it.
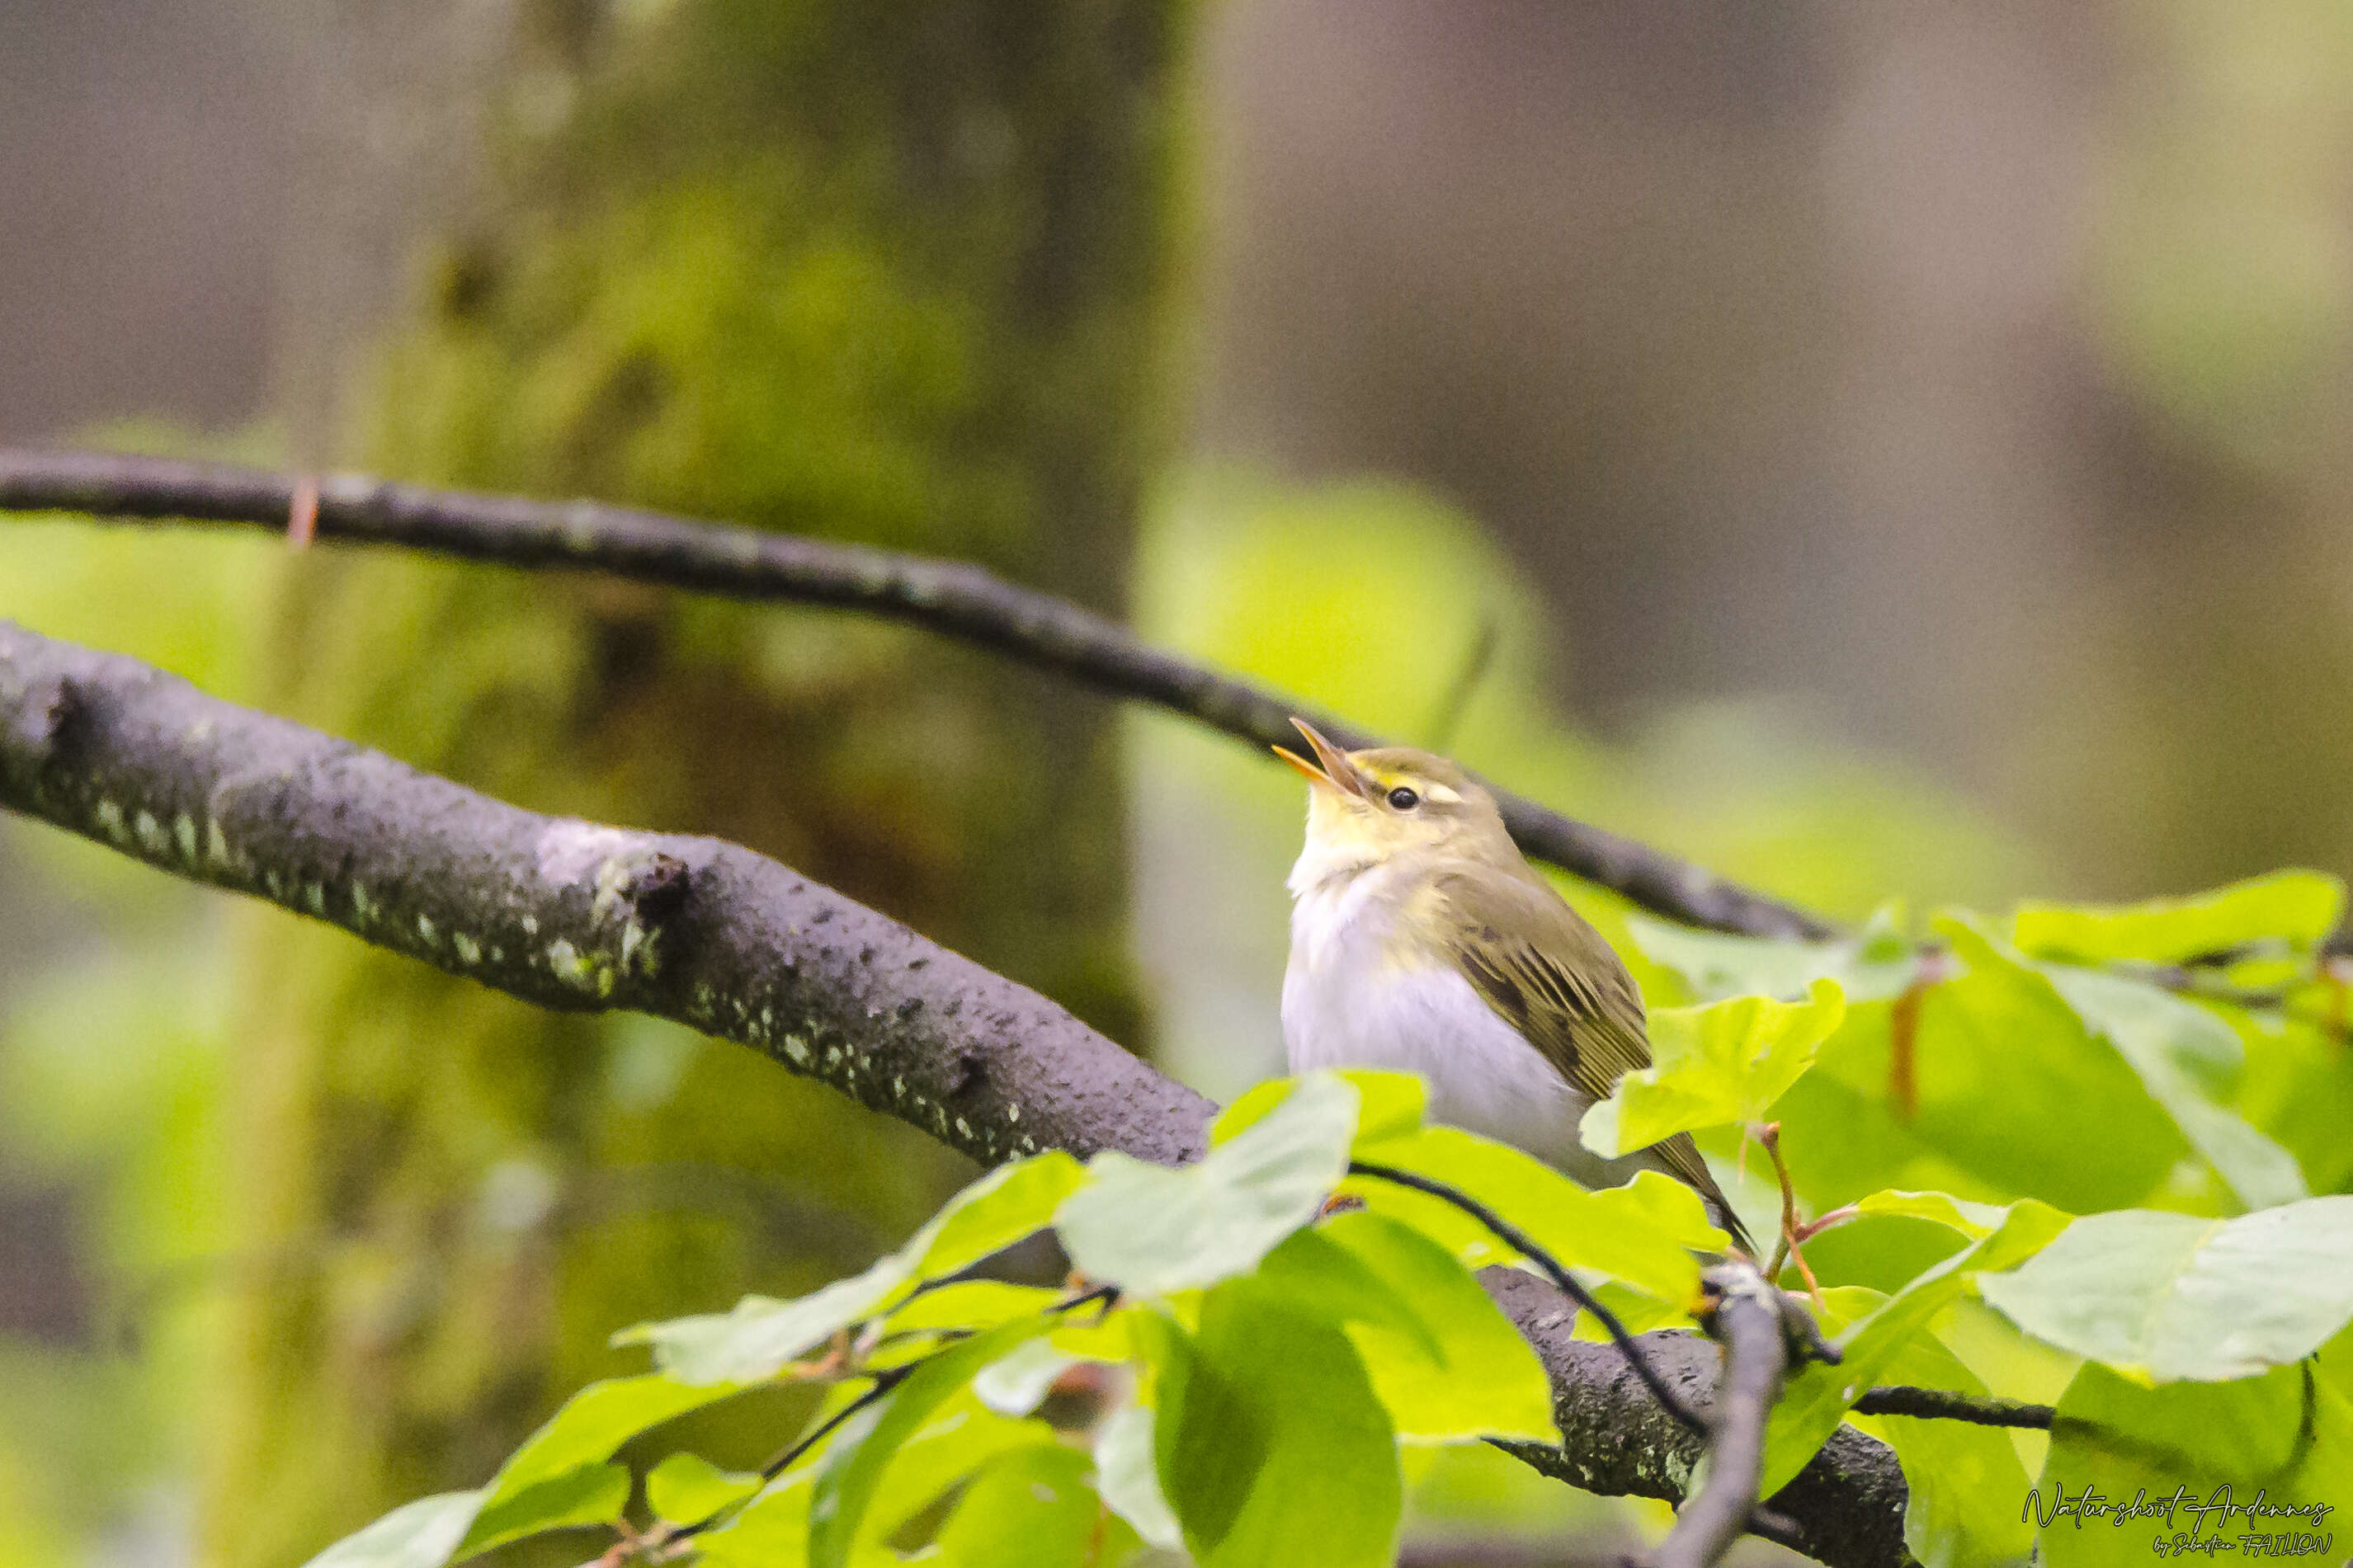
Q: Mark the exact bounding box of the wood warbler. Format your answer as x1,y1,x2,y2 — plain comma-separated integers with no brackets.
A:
1276,718,1754,1255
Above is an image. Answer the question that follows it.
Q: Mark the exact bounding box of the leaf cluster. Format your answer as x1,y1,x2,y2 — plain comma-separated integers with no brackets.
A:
309,874,2353,1568
306,1073,1637,1568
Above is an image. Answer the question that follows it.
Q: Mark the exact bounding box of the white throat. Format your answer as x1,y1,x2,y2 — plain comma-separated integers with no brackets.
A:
1285,836,1379,901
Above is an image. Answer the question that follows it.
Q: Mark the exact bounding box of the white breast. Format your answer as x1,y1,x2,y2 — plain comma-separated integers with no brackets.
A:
1281,864,1637,1190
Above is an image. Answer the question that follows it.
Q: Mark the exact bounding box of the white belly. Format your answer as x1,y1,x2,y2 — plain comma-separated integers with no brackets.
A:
1282,871,1645,1191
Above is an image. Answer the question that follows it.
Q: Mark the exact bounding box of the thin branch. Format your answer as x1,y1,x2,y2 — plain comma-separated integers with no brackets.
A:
1423,610,1499,753
660,1368,908,1548
1650,1268,1790,1568
1346,1159,1707,1437
757,1373,901,1484
1756,1121,1824,1307
0,447,1833,940
0,620,1917,1568
1851,1386,2053,1429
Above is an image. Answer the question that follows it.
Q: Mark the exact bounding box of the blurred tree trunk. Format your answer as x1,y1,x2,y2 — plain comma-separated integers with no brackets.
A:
208,2,1191,1562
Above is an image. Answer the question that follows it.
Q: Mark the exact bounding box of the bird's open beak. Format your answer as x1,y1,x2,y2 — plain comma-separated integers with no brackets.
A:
1274,717,1366,798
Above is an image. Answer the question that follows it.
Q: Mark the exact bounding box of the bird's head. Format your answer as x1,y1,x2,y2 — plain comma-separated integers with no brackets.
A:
1276,717,1511,885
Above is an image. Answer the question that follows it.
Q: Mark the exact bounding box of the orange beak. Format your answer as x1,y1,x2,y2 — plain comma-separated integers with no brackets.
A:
1273,717,1366,798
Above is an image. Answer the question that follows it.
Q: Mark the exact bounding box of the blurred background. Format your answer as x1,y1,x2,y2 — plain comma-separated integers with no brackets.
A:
2,0,2349,1562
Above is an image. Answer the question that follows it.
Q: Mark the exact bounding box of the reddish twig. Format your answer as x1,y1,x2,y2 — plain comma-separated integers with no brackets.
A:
1755,1122,1824,1309
286,474,318,549
1885,949,1947,1121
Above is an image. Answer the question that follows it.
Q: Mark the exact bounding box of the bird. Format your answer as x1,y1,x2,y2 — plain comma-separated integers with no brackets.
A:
1276,716,1755,1256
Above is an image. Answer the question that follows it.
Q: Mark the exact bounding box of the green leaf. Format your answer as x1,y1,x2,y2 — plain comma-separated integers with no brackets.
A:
1347,1126,1719,1302
1941,918,2306,1211
621,1152,1082,1383
1939,921,2305,1212
1312,1211,1558,1443
1850,1334,2033,1568
1766,1067,1993,1228
1057,1072,1356,1296
299,1492,484,1568
301,1375,724,1568
1629,906,1920,1004
906,1151,1088,1279
971,1338,1082,1417
474,1374,743,1509
1253,1227,1446,1363
1762,1198,2069,1495
2035,1359,2353,1567
882,1281,1060,1336
1152,1282,1402,1568
2032,961,2308,1210
1891,930,2182,1212
1978,1198,2353,1381
1855,1189,2015,1240
930,1444,1102,1567
621,1278,894,1387
2014,871,2346,964
646,1454,762,1527
1581,977,1846,1156
697,1383,1050,1568
2233,1005,2353,1198
850,1384,1059,1549
1215,1068,1426,1150
456,1464,629,1559
1094,1401,1183,1551
808,1319,1052,1568
1044,1304,1141,1366
686,1473,817,1568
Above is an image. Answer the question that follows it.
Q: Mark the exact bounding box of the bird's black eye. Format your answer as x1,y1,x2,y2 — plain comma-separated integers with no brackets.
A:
1386,785,1420,811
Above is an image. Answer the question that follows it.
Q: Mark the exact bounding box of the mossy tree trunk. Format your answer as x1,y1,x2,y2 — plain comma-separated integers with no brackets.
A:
208,3,1191,1561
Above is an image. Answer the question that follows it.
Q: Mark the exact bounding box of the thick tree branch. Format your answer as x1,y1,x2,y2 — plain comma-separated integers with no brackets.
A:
0,620,1910,1567
0,619,1205,1170
0,447,1833,939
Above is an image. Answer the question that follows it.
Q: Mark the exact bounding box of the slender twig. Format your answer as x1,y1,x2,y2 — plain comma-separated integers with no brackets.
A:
1851,1386,2054,1429
1346,1159,1708,1437
1650,1269,1787,1568
1754,1123,1823,1307
1424,611,1499,754
1054,1281,1121,1318
1350,1158,2039,1439
653,1276,1125,1554
660,1368,909,1547
0,446,1833,939
757,1373,904,1484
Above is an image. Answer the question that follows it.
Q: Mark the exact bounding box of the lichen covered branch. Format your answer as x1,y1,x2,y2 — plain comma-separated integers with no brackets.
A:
0,447,1833,939
0,619,1207,1170
1484,1273,1916,1568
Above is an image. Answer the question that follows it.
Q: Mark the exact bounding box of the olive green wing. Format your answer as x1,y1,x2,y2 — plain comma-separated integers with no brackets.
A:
1431,863,1652,1103
1433,864,1752,1250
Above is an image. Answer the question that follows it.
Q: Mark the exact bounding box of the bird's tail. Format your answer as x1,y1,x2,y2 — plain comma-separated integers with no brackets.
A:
1653,1131,1758,1260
